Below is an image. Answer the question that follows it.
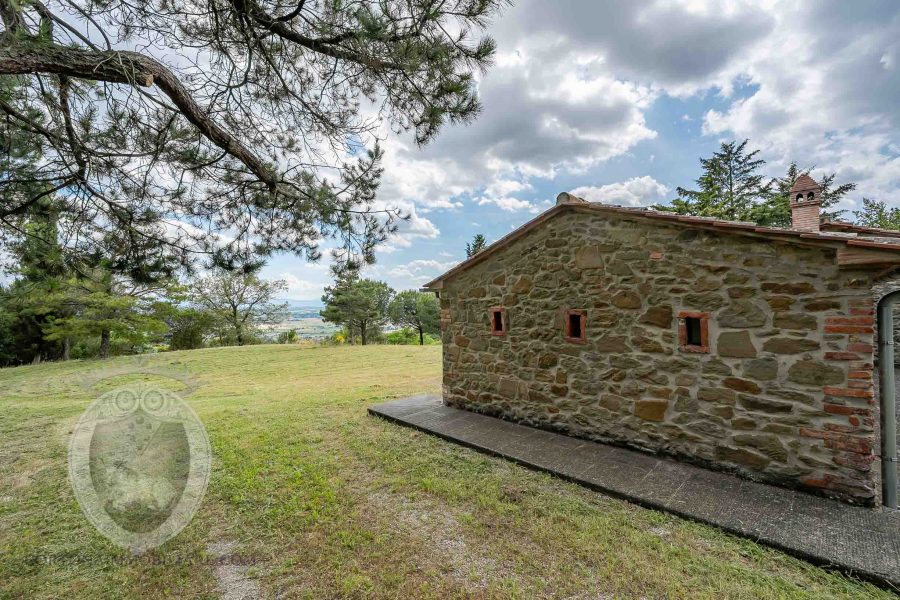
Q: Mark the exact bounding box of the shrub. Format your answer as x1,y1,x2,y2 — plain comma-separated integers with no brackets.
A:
277,329,299,344
385,328,441,345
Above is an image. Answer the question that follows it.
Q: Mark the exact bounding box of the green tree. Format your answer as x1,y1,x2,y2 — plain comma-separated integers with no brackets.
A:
0,198,72,363
41,281,170,358
388,290,440,345
751,163,854,227
466,234,488,258
321,278,394,345
663,140,771,221
853,198,900,230
191,271,288,346
0,198,179,362
164,306,220,351
0,1,505,276
0,290,16,365
0,72,74,363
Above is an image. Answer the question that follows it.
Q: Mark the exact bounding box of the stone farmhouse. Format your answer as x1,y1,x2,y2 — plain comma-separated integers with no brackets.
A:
424,176,900,506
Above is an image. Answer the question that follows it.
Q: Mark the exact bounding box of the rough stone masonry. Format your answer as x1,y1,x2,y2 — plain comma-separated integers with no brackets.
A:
437,209,884,505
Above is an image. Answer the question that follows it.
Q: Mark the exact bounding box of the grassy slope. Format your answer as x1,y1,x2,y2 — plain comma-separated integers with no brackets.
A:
0,345,892,599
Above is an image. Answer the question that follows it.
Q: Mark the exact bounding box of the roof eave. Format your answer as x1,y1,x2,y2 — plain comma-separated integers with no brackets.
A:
821,220,900,239
422,204,568,289
422,202,900,289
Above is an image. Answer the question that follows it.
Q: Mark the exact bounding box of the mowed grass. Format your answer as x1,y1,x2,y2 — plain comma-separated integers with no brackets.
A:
0,345,893,599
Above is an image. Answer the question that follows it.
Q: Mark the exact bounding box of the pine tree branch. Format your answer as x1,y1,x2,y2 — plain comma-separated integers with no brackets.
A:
228,0,402,70
0,41,279,190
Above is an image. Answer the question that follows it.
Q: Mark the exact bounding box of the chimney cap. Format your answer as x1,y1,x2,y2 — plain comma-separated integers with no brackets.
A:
790,174,821,195
556,192,587,205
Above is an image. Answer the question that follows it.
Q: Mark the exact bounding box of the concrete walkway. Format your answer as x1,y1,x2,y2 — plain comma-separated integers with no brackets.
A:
369,395,900,589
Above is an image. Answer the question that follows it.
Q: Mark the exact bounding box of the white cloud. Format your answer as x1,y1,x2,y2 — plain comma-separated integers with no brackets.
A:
570,176,670,207
377,138,467,211
486,179,532,198
699,1,900,205
385,258,457,289
373,3,669,219
369,0,900,244
279,272,326,299
473,179,539,213
477,195,538,213
379,201,441,253
389,259,456,276
490,0,775,95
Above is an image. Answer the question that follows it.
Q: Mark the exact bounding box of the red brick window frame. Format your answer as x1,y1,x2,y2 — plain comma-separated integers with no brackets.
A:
489,306,507,336
678,311,709,353
565,309,587,344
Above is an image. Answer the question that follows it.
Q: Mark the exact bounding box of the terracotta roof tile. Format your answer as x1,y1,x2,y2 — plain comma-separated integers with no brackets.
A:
821,220,900,239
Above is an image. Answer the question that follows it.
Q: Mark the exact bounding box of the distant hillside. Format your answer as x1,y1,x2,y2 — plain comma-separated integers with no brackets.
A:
282,299,324,309
281,299,325,319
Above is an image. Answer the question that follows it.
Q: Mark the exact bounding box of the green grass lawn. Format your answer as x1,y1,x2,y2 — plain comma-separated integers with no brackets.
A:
0,345,893,599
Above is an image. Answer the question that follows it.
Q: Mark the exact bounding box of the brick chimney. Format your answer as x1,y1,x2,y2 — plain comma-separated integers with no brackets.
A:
790,174,822,232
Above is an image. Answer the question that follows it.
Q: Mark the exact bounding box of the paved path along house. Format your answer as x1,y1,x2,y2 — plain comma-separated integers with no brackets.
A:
370,395,900,589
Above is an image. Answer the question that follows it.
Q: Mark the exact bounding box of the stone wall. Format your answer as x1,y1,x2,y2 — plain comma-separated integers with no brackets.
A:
440,210,882,505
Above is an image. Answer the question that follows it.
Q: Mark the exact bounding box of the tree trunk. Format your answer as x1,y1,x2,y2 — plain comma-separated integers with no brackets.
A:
360,323,367,346
99,328,110,359
62,337,71,361
233,310,243,345
419,327,424,345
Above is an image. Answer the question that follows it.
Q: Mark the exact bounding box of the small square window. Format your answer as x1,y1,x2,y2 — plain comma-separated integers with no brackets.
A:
490,307,506,336
678,311,709,353
565,309,586,344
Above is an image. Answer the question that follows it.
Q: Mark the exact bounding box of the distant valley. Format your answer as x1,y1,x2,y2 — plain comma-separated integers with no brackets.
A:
264,300,338,340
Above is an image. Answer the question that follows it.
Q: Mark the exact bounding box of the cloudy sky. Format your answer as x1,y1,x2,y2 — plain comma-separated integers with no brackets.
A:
263,0,900,301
